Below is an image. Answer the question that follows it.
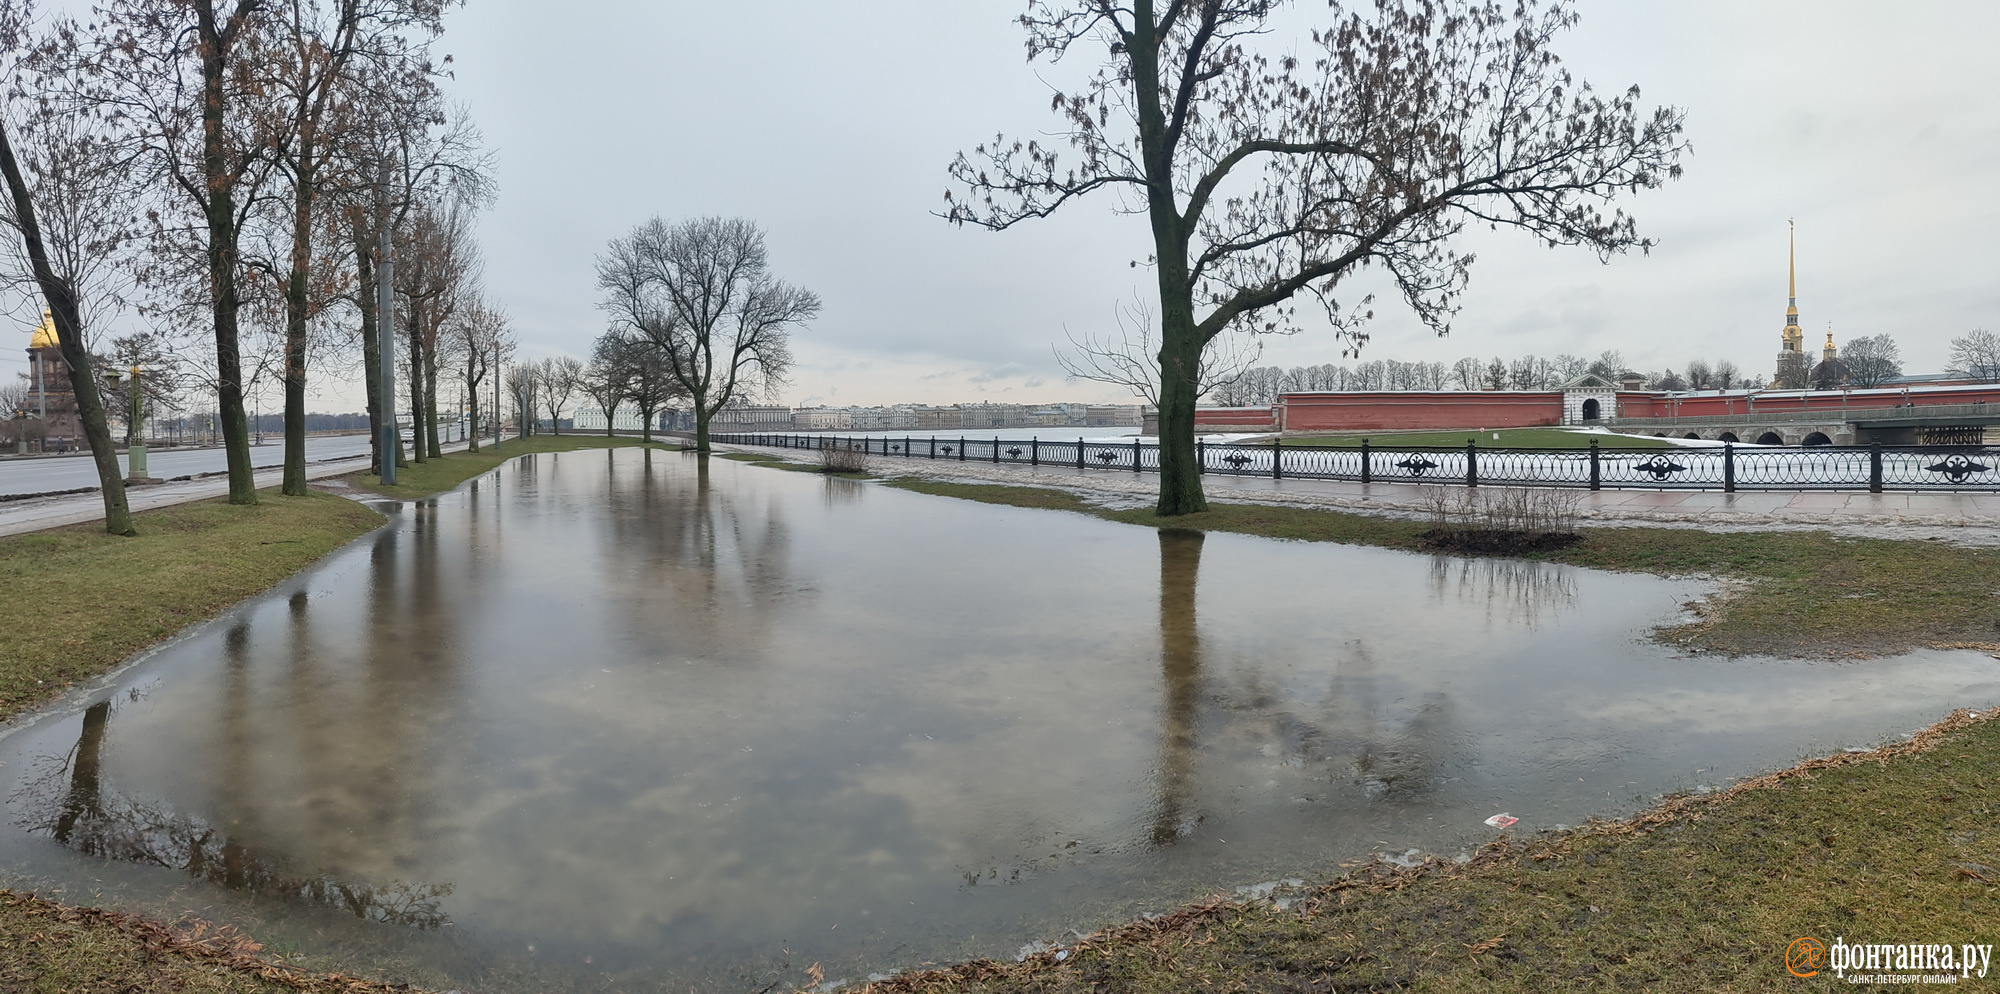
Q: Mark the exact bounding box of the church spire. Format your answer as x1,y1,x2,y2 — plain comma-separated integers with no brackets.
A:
1781,219,1803,354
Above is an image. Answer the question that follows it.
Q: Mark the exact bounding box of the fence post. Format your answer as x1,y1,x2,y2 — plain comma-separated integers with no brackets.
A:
1465,440,1478,488
958,436,966,461
1723,442,1735,493
1589,438,1601,491
1077,438,1085,470
1870,440,1884,493
1360,439,1371,484
1272,438,1283,480
1197,439,1206,475
905,436,911,458
1032,438,1039,466
1133,437,1141,472
994,436,1001,464
929,437,936,459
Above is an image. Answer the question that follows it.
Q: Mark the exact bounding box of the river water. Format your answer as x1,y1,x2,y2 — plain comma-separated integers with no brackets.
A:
1,448,1994,991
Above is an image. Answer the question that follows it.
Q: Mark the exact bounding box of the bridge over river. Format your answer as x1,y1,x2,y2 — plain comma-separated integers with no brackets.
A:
1606,401,2000,447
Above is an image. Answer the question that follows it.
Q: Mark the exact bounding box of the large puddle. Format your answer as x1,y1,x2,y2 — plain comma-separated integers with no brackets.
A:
2,448,1995,991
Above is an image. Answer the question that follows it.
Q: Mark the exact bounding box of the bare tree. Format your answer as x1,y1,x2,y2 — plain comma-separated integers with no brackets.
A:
1774,351,1809,390
506,362,538,437
584,331,634,436
615,330,686,442
64,0,280,504
596,216,819,452
253,0,448,494
1450,357,1481,391
1059,293,1259,407
537,355,583,435
945,0,1686,513
0,9,134,533
1684,359,1712,390
447,297,504,452
1842,334,1900,389
1712,359,1739,390
1948,330,2000,383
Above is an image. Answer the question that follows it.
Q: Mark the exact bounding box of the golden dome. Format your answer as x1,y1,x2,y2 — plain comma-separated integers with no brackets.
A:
28,310,56,350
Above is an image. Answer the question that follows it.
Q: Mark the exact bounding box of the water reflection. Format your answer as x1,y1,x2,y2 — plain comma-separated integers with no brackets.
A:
1151,529,1204,846
15,697,453,928
1427,555,1578,628
0,450,1995,993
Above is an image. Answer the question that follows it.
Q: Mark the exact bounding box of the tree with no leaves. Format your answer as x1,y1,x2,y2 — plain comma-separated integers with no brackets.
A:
1841,334,1901,389
584,331,635,436
946,0,1686,514
1948,329,2000,383
596,216,819,452
506,362,537,437
537,355,583,435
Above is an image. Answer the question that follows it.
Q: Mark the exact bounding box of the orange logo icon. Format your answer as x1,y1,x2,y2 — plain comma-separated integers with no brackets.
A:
1787,937,1827,978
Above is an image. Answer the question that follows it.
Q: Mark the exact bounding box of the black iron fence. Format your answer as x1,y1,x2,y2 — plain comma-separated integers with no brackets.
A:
709,433,2000,493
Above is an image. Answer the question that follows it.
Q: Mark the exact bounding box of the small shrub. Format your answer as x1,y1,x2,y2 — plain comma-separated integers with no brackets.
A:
1418,485,1582,554
817,445,868,474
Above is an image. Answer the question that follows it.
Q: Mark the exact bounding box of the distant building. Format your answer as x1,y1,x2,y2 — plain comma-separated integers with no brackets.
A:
571,407,652,431
709,404,792,432
18,311,82,451
792,407,854,430
852,407,918,430
914,406,962,430
1085,404,1141,427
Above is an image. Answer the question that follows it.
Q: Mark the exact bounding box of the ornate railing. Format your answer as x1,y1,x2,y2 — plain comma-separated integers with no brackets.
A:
709,433,2000,493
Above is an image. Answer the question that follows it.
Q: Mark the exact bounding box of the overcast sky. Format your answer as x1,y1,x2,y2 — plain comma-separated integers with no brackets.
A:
16,0,2000,412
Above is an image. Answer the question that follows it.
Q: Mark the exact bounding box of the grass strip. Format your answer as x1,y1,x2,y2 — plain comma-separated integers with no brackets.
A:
863,708,2000,994
0,491,386,719
884,477,2000,657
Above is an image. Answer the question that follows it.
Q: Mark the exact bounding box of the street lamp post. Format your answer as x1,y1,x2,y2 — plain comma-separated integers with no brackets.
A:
102,366,148,480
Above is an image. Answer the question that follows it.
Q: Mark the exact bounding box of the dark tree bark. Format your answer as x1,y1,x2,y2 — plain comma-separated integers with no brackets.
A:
0,119,133,535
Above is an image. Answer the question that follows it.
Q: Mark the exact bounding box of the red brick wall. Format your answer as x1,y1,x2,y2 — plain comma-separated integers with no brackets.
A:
1194,407,1277,427
1278,392,1564,431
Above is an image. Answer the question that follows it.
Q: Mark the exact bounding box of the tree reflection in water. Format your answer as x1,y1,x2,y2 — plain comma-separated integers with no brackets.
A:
1150,528,1205,846
1428,554,1579,629
13,697,454,930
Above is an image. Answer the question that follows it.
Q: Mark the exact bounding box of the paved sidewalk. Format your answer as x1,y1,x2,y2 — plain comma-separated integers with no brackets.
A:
0,438,490,538
719,445,2000,546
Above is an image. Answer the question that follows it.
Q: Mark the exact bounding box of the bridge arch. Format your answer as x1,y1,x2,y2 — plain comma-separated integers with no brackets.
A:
1802,431,1832,446
1755,431,1783,445
1683,432,1701,439
1718,432,1740,443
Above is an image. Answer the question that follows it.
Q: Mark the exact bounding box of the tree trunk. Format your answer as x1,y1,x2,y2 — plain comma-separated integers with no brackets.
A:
465,355,481,454
281,167,312,496
0,118,133,534
196,4,255,505
405,304,426,463
603,401,618,437
423,343,441,459
355,224,382,475
639,404,654,442
693,400,710,453
1154,316,1208,514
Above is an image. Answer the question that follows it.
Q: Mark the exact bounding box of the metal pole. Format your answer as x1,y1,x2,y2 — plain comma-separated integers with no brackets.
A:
128,365,147,479
1588,438,1600,491
375,160,397,485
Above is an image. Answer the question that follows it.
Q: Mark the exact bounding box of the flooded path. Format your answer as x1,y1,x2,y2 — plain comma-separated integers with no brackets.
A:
2,448,1995,991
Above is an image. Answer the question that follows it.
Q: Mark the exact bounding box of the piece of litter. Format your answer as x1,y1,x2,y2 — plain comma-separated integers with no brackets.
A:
1484,813,1519,828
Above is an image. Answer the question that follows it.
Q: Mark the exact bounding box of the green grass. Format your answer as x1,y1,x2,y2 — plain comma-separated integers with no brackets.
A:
868,709,2000,994
0,491,386,719
344,433,679,499
1283,427,1673,449
886,479,2000,658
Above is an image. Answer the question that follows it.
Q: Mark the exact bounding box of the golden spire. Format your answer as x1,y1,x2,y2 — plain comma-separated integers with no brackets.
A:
28,309,56,350
1781,219,1803,353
